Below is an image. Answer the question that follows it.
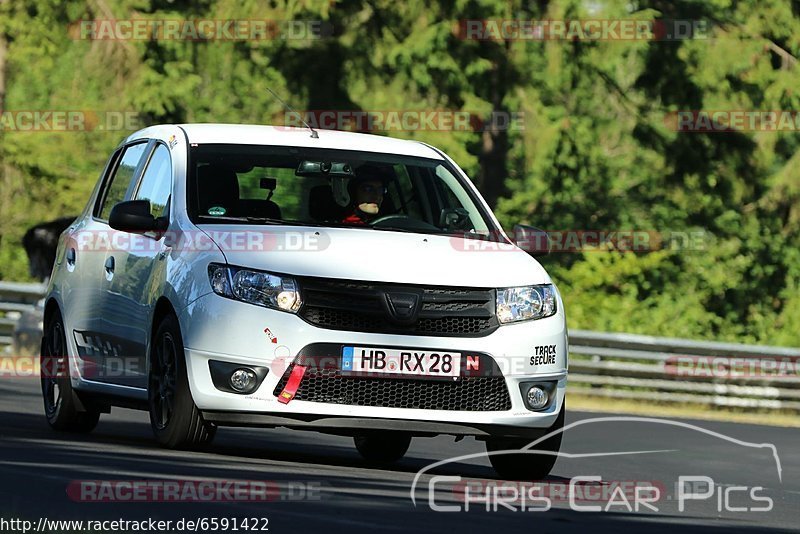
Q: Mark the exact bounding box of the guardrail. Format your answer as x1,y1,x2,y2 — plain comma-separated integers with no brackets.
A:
569,330,800,413
1,282,798,413
0,281,46,352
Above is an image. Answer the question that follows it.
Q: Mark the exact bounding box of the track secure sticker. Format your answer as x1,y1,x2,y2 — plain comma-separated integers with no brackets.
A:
530,345,557,366
207,206,226,216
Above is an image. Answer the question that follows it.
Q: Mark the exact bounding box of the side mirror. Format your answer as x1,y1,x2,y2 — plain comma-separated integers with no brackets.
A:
439,208,471,230
513,224,550,258
109,200,165,233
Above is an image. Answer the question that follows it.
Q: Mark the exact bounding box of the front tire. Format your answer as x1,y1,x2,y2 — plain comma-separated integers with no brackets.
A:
486,403,565,480
41,309,100,433
354,431,412,464
148,314,215,449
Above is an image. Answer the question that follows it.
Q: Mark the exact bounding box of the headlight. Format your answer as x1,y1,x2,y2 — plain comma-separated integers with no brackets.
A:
496,284,557,324
208,263,302,312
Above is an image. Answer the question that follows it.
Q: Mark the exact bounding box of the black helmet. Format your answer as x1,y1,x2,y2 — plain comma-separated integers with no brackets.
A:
347,164,393,198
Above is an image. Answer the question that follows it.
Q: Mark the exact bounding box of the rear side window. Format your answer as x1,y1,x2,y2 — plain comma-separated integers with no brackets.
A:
98,143,148,220
134,144,172,218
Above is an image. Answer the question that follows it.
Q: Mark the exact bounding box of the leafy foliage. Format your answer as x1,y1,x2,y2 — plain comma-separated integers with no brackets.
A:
0,0,798,345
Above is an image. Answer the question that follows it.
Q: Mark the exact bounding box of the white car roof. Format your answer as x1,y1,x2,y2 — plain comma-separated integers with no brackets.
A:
127,123,444,159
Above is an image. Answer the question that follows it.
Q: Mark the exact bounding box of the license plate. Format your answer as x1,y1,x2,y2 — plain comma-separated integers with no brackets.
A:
342,346,461,378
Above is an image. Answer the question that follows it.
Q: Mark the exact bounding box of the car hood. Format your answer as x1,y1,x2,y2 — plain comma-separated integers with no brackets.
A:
196,225,551,288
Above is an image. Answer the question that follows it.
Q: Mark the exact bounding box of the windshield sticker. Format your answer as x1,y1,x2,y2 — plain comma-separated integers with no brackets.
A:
207,206,226,216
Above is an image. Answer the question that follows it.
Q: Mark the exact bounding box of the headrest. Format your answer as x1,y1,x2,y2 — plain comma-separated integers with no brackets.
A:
197,165,240,211
309,185,346,221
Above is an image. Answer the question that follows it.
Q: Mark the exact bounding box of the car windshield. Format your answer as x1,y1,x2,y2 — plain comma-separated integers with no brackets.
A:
188,144,496,237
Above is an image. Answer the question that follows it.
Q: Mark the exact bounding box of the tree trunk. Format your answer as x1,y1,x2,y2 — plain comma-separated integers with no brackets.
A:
478,124,509,210
476,51,510,210
0,33,6,111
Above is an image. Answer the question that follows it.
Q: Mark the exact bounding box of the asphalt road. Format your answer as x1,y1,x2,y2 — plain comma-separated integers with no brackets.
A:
0,373,797,533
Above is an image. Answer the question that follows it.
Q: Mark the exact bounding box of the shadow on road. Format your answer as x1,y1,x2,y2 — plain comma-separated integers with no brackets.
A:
0,406,795,534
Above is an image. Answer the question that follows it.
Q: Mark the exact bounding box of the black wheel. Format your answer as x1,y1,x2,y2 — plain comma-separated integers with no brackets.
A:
486,403,565,480
354,431,412,464
41,309,100,433
149,314,215,449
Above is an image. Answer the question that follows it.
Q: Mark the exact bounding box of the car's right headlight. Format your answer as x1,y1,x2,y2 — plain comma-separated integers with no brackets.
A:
208,263,302,312
496,284,557,324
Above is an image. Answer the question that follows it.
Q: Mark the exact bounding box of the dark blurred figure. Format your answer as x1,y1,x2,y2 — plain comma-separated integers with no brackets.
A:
21,216,75,281
12,216,75,356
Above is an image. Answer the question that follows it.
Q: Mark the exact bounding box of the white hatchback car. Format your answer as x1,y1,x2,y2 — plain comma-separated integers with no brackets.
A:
41,124,568,479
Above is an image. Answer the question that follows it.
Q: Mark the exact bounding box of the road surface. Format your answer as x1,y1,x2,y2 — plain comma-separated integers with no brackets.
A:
0,373,796,533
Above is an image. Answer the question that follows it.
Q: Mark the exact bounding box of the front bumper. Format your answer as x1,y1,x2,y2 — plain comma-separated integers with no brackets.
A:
178,292,568,437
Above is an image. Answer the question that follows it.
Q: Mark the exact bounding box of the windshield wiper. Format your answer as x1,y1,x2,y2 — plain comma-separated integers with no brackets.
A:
244,216,288,224
369,225,423,234
369,226,501,241
196,215,282,224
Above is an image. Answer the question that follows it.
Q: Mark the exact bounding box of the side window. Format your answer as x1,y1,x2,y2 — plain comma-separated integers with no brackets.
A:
134,144,172,218
98,143,148,220
433,165,488,233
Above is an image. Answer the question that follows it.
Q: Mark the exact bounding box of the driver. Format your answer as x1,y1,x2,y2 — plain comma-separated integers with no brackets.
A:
342,167,387,224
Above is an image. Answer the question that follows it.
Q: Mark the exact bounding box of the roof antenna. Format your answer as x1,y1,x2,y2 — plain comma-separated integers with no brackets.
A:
266,87,319,139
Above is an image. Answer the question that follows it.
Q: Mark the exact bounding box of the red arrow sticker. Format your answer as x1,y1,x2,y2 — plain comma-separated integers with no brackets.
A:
264,327,278,344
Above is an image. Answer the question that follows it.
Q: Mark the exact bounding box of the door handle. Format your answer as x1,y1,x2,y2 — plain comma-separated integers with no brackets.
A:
104,256,115,274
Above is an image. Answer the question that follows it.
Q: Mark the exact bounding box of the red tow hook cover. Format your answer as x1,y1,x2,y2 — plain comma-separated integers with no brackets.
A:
278,365,307,404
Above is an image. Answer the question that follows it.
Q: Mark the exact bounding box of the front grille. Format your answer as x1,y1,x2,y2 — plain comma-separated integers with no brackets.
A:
273,364,512,411
298,278,498,337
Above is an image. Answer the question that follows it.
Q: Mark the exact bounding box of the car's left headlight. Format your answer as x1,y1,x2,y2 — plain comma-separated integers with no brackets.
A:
497,284,557,324
208,263,302,312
